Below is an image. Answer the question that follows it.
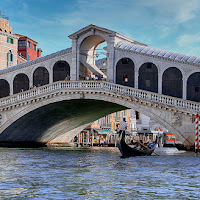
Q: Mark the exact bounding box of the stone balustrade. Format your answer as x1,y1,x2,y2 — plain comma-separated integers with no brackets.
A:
0,81,199,112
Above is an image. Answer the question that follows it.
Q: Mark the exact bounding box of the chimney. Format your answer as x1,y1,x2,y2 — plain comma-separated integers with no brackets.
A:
37,48,42,58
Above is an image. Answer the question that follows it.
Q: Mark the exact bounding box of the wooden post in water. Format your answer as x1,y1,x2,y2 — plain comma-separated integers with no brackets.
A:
195,114,199,154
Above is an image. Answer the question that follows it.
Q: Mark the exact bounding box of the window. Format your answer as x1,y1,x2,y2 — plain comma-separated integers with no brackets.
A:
33,44,36,51
28,55,30,61
28,41,31,48
7,51,13,62
136,111,139,120
18,40,26,47
7,37,13,44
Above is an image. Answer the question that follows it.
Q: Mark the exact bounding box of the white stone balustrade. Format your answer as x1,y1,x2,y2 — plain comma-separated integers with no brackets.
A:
0,81,199,112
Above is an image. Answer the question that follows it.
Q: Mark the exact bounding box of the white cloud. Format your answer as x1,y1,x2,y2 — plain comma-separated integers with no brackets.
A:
177,33,200,47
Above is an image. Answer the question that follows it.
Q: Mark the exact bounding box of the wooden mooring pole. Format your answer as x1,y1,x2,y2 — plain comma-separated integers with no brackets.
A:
195,113,200,154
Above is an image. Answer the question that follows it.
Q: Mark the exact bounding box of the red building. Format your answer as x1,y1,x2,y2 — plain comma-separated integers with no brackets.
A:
14,34,42,64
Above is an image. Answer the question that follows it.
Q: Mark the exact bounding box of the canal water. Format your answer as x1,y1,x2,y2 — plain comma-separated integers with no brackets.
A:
0,147,199,200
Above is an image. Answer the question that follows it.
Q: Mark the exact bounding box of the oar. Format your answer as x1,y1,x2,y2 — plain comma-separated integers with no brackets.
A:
134,139,160,156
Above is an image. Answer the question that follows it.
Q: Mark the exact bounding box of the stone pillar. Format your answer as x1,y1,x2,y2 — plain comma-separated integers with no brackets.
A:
106,36,115,83
182,76,186,100
49,67,53,84
29,75,33,88
135,69,139,89
158,71,162,94
10,80,13,95
71,37,78,80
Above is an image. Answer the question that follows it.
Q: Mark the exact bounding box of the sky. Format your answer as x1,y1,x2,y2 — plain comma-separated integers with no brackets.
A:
2,0,200,57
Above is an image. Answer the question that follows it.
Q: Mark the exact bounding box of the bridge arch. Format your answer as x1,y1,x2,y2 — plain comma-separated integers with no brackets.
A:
187,72,200,102
33,67,49,87
13,73,29,94
0,87,193,147
0,79,10,98
116,57,135,87
79,34,107,79
162,67,183,98
53,60,70,82
138,62,158,93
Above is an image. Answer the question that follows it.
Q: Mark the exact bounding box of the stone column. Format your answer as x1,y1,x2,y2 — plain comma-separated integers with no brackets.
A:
106,36,115,83
49,67,53,84
135,69,139,89
10,80,13,95
158,71,162,94
29,75,33,88
182,76,186,100
71,37,78,80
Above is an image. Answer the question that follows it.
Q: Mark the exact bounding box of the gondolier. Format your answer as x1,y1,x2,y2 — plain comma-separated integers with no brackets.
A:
118,118,127,136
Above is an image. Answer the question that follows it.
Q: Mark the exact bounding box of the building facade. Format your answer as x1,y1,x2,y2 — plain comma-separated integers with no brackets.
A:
14,34,42,64
0,12,42,69
0,16,18,70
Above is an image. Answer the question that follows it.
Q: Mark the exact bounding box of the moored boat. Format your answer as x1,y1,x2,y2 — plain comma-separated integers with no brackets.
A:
117,132,157,157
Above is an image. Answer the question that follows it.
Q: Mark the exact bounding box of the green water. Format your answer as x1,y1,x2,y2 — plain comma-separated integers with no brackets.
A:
0,147,199,199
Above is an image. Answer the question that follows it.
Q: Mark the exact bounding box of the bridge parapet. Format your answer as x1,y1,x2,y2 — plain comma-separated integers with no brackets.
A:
0,81,199,113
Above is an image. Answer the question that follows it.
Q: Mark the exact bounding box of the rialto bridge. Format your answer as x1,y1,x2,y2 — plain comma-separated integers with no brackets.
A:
0,24,200,148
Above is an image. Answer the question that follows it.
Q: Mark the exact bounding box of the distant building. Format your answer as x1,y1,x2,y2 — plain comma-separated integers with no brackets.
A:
0,11,42,69
91,109,137,133
14,34,42,64
0,13,18,69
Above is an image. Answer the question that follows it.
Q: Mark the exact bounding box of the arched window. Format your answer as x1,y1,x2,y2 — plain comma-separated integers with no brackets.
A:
162,67,182,98
138,62,158,93
116,58,135,87
33,67,49,87
13,73,29,94
0,79,10,98
187,72,200,102
53,61,70,82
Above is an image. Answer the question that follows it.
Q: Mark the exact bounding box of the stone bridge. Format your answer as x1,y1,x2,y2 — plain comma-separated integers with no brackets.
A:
1,24,200,148
0,80,198,148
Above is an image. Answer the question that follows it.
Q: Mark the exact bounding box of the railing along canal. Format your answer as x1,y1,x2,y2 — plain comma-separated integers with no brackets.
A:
0,81,199,112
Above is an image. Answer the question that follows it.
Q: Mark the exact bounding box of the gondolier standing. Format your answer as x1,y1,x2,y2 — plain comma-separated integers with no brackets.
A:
118,118,127,136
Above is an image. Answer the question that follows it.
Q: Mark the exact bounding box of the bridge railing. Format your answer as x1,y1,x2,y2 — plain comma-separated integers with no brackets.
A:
0,80,199,112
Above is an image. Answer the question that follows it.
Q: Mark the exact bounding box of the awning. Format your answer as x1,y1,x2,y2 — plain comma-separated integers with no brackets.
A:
93,128,113,134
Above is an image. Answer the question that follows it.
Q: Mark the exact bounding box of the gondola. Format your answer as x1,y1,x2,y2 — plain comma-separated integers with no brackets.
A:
175,143,187,151
117,132,157,157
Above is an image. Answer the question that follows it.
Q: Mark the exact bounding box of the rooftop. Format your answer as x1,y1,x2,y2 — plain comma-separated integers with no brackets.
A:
116,41,200,65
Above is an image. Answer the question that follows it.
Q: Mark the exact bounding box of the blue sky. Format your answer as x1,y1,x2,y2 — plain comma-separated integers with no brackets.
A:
2,0,200,57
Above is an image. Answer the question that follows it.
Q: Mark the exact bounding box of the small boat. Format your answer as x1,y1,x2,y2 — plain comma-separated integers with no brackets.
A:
117,132,157,157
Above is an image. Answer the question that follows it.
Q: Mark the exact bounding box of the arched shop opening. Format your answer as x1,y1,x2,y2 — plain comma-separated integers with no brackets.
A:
13,73,29,94
0,79,10,98
187,72,200,102
33,67,49,87
162,67,182,98
53,61,70,82
116,58,135,87
138,62,158,93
